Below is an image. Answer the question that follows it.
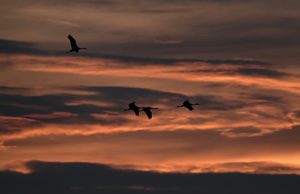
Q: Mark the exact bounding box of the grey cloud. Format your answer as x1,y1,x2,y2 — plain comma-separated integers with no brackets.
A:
226,126,262,136
290,110,300,118
0,86,184,129
0,38,273,66
246,93,284,103
182,66,285,79
1,160,300,194
0,117,41,135
235,68,287,78
5,126,300,161
0,85,268,134
0,86,29,95
0,39,43,55
0,85,286,116
2,0,300,65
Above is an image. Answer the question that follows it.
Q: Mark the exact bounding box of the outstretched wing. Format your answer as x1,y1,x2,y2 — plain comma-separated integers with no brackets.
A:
68,35,78,49
187,106,194,111
133,108,140,116
183,100,193,111
129,102,140,116
144,109,152,119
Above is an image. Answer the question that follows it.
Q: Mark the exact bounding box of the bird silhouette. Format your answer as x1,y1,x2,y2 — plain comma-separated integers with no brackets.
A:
66,34,87,53
124,102,141,116
141,107,159,119
177,100,199,111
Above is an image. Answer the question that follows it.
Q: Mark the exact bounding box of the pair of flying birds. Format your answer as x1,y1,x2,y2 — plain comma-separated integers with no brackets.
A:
66,35,200,119
124,100,200,119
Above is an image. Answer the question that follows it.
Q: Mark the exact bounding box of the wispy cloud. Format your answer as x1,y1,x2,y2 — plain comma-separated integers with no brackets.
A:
1,0,300,179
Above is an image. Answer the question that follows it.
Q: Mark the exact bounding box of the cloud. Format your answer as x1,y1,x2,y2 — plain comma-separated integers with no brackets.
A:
0,39,43,55
0,39,273,66
225,126,263,137
0,83,298,147
3,127,300,173
1,0,300,182
235,68,287,78
1,161,300,194
201,161,300,174
5,54,300,97
1,0,300,64
0,116,41,135
0,86,29,95
25,112,78,119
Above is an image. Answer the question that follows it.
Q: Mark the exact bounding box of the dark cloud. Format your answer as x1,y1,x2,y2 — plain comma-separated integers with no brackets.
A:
226,126,262,136
0,116,41,135
182,67,286,79
0,86,29,95
0,39,43,55
0,85,257,128
1,0,300,64
1,161,300,194
0,86,183,130
0,38,273,66
86,44,276,65
1,84,293,139
1,0,300,184
230,127,262,134
202,161,300,174
78,86,185,103
0,86,178,117
246,93,284,104
5,126,300,164
290,110,300,118
235,68,287,78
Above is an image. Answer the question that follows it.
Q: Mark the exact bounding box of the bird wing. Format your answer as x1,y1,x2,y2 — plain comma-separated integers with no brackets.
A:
144,109,152,119
129,102,135,109
133,108,140,116
68,35,78,49
183,101,194,111
187,105,194,111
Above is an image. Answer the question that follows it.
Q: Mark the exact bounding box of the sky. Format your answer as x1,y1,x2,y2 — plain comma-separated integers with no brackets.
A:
1,0,300,193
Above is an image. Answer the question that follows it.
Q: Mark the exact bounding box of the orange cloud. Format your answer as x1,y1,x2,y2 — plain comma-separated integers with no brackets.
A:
3,54,300,96
1,53,300,174
25,112,78,119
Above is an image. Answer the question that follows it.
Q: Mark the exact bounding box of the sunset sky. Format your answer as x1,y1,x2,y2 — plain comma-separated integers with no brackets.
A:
1,0,300,193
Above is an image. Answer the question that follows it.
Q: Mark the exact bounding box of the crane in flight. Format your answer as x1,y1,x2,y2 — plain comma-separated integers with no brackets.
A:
66,34,87,53
124,102,141,116
177,100,199,111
